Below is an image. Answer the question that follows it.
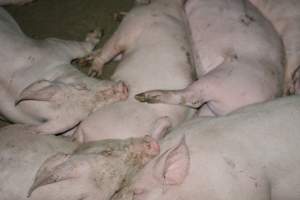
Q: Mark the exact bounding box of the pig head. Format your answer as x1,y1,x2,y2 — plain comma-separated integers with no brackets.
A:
0,8,128,134
0,125,159,200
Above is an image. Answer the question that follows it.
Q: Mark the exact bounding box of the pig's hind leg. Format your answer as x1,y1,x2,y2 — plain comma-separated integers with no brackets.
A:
135,60,276,115
135,75,212,109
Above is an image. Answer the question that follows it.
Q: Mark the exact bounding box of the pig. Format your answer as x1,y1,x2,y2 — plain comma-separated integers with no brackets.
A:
0,8,128,135
73,0,195,142
0,124,159,200
135,0,284,116
112,95,300,200
0,0,33,5
248,0,300,95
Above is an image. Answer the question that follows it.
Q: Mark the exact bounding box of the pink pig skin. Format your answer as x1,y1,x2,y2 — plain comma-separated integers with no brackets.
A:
248,0,300,95
74,0,195,142
112,95,300,200
0,8,128,135
0,125,159,200
136,0,284,116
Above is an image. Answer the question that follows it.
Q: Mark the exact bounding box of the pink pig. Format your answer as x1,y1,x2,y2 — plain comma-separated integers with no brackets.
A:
248,0,300,95
0,8,128,135
73,0,195,142
136,0,284,116
112,95,300,200
0,125,159,200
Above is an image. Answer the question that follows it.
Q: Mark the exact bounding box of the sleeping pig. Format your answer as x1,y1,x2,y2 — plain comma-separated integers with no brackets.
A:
136,0,284,117
73,0,195,142
112,95,300,200
0,125,159,200
248,0,300,95
0,8,128,134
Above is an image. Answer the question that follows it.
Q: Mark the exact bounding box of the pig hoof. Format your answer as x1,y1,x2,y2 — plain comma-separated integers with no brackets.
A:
135,93,161,103
71,56,93,68
135,0,152,5
88,69,99,78
113,12,127,22
85,29,104,46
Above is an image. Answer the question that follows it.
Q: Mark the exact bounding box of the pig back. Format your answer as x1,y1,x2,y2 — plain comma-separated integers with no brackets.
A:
0,125,77,200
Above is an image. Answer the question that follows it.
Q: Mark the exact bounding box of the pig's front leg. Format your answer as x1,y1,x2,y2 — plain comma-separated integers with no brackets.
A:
81,13,145,77
87,31,127,77
43,30,101,61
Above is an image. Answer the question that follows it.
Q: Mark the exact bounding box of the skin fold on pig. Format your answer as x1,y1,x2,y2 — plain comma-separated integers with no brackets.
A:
0,8,128,135
248,0,300,95
0,125,160,200
72,0,195,142
135,0,284,117
112,95,300,200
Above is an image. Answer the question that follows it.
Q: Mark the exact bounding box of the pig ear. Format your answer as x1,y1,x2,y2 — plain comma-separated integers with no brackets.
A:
154,135,190,186
28,153,90,197
15,80,61,105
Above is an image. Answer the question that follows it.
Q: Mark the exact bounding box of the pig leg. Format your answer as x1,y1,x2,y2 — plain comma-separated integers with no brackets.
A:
135,60,276,115
82,15,145,77
135,78,211,109
87,30,128,77
43,30,102,61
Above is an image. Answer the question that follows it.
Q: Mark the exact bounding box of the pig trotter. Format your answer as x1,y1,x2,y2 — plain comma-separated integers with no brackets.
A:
135,92,162,103
85,29,103,47
71,55,94,68
135,90,185,105
113,12,128,22
135,89,204,108
88,68,100,78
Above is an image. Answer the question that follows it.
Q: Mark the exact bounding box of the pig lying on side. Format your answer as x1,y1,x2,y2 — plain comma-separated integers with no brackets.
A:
73,0,195,142
0,8,128,134
249,0,300,95
0,125,159,200
112,95,300,200
136,0,284,116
